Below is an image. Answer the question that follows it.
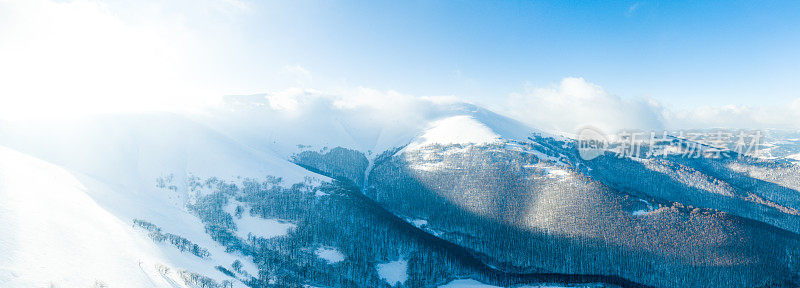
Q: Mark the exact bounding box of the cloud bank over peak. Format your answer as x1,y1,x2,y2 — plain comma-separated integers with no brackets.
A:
498,77,666,134
219,78,800,143
665,101,800,130
488,77,800,134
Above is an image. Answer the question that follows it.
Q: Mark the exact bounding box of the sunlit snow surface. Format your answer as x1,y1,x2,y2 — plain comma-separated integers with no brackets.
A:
236,214,295,239
0,145,251,287
0,146,161,287
376,259,409,286
631,199,655,216
226,201,296,239
408,218,428,228
0,114,311,287
315,247,345,264
405,115,501,151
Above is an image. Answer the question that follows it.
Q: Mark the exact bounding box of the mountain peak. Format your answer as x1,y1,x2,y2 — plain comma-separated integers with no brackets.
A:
405,115,501,151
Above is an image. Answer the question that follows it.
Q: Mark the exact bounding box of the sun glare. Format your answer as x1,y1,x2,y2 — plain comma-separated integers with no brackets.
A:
0,0,218,119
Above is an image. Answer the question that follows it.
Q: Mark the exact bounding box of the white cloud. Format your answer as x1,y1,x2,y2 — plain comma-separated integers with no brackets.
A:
0,0,247,119
260,86,435,125
211,87,456,156
493,77,800,134
497,77,665,134
666,102,800,129
227,77,800,144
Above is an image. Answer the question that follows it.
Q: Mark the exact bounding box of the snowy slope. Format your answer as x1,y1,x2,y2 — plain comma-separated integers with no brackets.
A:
398,103,537,153
0,114,326,287
0,145,244,287
404,115,502,151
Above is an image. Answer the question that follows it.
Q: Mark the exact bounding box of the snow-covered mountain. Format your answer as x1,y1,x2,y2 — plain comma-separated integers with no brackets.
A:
0,95,798,288
0,114,319,288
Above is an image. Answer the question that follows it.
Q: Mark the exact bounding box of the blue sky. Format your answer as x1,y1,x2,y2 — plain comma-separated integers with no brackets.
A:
232,0,800,108
1,0,799,126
